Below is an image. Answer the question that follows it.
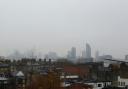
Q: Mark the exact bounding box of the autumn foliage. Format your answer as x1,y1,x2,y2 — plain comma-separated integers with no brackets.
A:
26,72,60,89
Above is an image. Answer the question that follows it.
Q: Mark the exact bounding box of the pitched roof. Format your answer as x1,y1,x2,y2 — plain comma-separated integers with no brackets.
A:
16,71,24,77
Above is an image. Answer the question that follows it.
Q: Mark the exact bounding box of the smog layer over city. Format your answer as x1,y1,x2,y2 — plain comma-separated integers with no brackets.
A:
0,0,128,89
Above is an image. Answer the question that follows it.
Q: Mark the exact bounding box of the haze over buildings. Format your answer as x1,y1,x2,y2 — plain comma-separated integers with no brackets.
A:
0,0,128,58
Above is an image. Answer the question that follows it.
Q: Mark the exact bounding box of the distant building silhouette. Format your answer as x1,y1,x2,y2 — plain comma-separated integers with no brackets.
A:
82,50,86,58
67,51,71,59
48,52,58,60
71,47,76,59
125,55,128,60
97,55,113,63
95,51,99,59
85,43,91,58
67,47,76,59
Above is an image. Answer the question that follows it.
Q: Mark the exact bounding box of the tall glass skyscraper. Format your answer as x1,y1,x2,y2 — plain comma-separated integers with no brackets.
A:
67,47,76,59
85,43,91,58
71,47,76,59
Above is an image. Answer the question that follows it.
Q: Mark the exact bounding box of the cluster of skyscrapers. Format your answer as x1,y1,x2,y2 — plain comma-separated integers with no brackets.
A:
67,43,92,60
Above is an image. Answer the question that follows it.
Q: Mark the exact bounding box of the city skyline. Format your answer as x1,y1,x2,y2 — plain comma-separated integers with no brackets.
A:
0,0,128,89
0,0,128,59
6,43,126,60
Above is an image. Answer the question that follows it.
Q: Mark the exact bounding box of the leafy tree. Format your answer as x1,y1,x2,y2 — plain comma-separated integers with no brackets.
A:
26,72,60,89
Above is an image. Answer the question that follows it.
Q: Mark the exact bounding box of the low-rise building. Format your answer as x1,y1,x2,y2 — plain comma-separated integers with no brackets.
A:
112,76,128,88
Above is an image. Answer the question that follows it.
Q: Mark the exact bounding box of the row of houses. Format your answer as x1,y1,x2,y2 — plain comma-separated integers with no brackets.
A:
0,57,128,89
60,61,128,89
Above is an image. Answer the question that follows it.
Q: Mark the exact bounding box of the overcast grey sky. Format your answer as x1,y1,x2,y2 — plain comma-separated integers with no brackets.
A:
0,0,128,58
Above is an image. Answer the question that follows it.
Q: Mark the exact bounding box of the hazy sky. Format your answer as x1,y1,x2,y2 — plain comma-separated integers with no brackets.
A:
0,0,128,58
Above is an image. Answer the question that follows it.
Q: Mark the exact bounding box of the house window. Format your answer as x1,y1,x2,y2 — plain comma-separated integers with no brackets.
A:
0,74,2,77
98,84,102,87
121,82,125,86
123,82,125,86
118,82,120,86
104,83,106,87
